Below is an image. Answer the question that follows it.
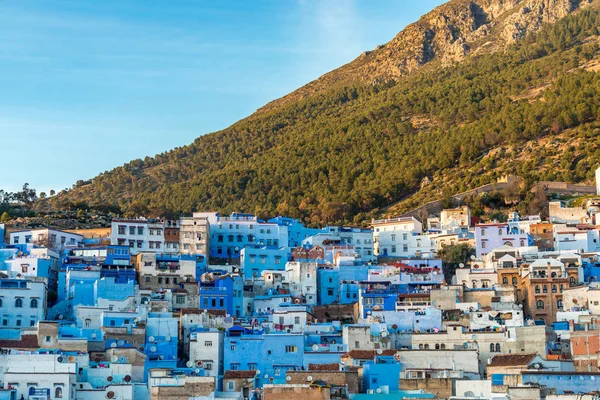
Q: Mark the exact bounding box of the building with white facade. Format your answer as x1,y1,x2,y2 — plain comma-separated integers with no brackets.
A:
0,278,46,329
110,219,165,255
179,214,210,256
9,228,82,251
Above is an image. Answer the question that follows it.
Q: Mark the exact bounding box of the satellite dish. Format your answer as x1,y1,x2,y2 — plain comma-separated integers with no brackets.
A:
148,336,155,343
117,340,125,346
165,335,171,342
150,346,157,352
71,324,76,328
186,361,194,368
307,376,313,382
459,263,465,268
470,255,476,260
256,370,261,375
111,356,118,362
110,342,117,348
376,348,383,355
264,374,269,379
286,376,291,381
312,344,319,351
376,388,382,394
91,333,97,339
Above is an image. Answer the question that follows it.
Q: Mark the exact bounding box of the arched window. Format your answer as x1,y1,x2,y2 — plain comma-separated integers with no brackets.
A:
490,343,495,352
55,387,63,398
30,298,38,308
419,344,424,349
435,343,440,349
424,344,430,349
552,285,557,293
543,285,548,294
502,277,508,285
557,299,564,309
535,285,540,294
551,272,557,278
560,284,564,293
15,298,22,308
440,344,446,349
570,277,576,286
84,319,91,328
512,277,518,286
503,241,513,247
496,343,501,352
536,300,544,310
0,298,3,307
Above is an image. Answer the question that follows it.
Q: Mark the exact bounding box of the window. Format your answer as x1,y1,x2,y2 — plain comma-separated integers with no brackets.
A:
21,264,29,273
482,241,486,249
137,227,144,235
502,277,508,285
129,226,136,235
16,320,21,327
327,289,334,296
176,295,185,304
118,225,126,235
55,387,63,398
15,298,23,308
84,319,91,328
295,316,300,324
490,343,495,352
205,341,213,347
498,229,503,235
512,277,518,286
227,381,234,390
570,277,576,286
45,336,51,343
391,245,396,253
403,244,408,252
274,367,281,376
496,343,501,352
535,285,540,294
25,235,32,243
557,299,564,309
552,285,557,293
2,319,6,326
536,300,544,310
543,285,548,294
145,276,151,283
481,229,486,236
391,234,396,242
403,233,408,240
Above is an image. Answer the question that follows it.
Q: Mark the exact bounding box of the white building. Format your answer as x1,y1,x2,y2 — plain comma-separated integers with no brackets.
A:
189,329,224,377
553,225,589,254
0,353,79,399
0,278,46,329
285,261,317,305
302,227,375,262
9,228,82,251
179,214,210,256
111,219,165,255
372,217,431,257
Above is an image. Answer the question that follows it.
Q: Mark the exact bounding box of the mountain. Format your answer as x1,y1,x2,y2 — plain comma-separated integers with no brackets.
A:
48,0,600,226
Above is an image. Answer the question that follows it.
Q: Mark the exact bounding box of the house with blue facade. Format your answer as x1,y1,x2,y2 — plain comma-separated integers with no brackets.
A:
223,326,305,387
362,355,401,391
200,212,288,261
240,246,288,281
521,371,600,394
268,216,327,249
199,274,240,316
144,312,179,375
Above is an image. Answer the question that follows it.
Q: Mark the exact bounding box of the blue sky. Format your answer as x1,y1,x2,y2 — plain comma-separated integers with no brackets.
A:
0,0,445,194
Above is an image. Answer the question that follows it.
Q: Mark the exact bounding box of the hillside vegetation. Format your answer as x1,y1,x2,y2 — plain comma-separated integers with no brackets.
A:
48,1,600,226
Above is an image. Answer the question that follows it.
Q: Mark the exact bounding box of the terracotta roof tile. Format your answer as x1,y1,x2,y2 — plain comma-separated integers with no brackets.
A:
308,363,340,371
224,370,257,379
488,353,537,367
342,350,396,359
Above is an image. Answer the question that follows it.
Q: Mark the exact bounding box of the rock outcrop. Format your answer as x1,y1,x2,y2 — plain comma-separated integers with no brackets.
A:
260,0,593,112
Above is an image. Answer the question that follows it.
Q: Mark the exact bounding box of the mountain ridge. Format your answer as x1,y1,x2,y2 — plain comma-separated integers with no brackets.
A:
46,0,600,226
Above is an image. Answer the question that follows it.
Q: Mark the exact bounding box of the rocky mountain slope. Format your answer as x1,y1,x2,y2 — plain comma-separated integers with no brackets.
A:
260,0,593,111
46,0,600,225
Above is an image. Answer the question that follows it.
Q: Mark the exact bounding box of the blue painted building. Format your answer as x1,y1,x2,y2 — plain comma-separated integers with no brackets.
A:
240,246,288,281
522,371,600,394
267,216,326,249
362,356,401,392
224,327,305,387
144,312,179,376
199,275,236,316
204,212,289,260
